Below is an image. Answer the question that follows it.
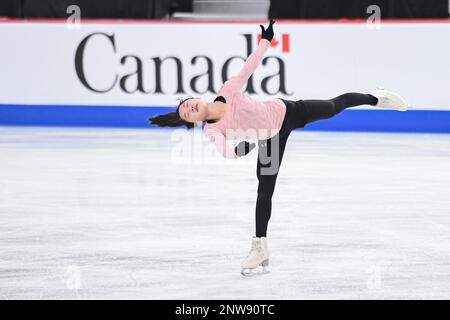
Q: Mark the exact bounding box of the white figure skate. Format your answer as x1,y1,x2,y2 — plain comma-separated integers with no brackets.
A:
371,88,409,111
241,237,270,276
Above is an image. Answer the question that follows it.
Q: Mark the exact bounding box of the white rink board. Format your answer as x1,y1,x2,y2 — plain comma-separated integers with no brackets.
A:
1,21,450,109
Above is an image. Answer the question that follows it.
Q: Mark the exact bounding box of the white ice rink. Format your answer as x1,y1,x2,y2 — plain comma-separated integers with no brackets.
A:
1,126,450,299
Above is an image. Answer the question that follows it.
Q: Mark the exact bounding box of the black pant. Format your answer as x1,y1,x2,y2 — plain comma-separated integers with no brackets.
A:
255,93,377,237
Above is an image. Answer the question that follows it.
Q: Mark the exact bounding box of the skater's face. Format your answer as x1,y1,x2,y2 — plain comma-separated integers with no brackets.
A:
178,98,207,123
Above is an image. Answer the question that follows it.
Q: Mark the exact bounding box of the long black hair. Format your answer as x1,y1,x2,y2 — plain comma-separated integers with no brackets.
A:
148,97,196,129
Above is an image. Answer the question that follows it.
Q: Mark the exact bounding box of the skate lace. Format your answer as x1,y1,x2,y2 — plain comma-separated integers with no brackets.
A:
248,241,261,256
380,97,389,104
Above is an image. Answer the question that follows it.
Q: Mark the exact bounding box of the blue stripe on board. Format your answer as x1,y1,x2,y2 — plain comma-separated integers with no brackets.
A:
0,104,449,133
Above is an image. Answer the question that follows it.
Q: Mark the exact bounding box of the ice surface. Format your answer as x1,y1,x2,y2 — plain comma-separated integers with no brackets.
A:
0,126,449,299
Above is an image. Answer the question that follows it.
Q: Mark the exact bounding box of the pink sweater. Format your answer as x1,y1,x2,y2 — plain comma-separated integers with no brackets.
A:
204,38,287,159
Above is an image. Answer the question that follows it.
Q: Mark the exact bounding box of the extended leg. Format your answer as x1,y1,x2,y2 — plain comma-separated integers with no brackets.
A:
302,92,378,125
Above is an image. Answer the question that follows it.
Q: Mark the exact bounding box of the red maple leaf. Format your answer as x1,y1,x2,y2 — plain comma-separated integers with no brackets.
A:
270,37,279,48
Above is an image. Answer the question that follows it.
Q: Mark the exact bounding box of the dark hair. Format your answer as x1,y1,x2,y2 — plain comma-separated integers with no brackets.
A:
148,97,196,129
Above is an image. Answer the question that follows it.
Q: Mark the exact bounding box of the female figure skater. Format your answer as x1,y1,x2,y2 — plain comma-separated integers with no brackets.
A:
149,20,408,276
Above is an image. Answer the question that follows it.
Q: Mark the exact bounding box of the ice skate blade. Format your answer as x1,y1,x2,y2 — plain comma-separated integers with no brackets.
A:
377,105,408,112
393,105,409,112
241,266,270,277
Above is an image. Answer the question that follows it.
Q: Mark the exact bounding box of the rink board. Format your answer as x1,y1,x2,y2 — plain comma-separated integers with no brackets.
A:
0,104,449,133
1,20,450,132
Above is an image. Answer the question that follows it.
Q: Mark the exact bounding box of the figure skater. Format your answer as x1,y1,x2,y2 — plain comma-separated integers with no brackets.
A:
149,19,408,276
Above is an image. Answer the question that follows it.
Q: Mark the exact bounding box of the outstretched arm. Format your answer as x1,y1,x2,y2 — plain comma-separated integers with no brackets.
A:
228,20,275,91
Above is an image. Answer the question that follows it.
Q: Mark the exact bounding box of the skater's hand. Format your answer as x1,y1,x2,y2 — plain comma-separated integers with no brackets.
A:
260,19,275,42
235,141,256,157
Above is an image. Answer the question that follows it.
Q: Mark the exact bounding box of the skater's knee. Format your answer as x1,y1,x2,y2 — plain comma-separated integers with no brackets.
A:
330,97,344,113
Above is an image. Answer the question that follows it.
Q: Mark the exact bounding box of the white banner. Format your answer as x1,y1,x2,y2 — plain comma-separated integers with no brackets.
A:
0,21,449,109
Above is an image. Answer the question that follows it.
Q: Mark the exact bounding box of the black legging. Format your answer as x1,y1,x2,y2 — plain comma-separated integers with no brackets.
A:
255,93,378,237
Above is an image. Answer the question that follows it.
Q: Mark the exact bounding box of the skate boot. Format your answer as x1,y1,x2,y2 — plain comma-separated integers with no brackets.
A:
241,237,270,276
371,88,409,111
